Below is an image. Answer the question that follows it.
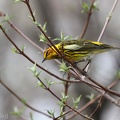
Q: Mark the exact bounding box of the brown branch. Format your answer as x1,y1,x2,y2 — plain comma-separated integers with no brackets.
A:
7,21,43,52
75,64,120,98
36,77,93,120
22,0,114,95
80,0,95,39
55,109,73,120
89,96,103,118
63,75,70,120
0,24,111,94
86,74,120,97
21,0,120,99
0,79,51,118
6,15,81,81
67,78,120,120
22,0,92,81
82,0,119,77
1,25,120,102
0,25,82,84
0,24,93,119
89,78,120,118
97,0,119,42
24,0,64,60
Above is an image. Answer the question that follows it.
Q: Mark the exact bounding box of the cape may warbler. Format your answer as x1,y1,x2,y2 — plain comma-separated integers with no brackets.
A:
42,40,119,62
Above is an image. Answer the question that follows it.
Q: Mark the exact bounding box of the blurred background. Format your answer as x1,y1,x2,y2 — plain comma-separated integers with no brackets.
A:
0,0,120,120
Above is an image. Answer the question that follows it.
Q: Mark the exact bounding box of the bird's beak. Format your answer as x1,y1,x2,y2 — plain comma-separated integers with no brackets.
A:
42,58,46,63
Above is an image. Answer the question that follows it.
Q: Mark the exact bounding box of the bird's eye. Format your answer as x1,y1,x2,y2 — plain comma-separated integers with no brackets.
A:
45,51,49,57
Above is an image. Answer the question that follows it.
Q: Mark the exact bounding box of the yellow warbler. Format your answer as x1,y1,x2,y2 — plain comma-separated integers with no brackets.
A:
42,40,119,62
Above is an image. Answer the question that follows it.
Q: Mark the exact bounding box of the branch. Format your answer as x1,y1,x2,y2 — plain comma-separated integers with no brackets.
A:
67,78,120,119
81,0,119,77
24,0,64,60
97,0,119,42
7,21,43,52
80,0,95,39
0,79,51,118
1,25,120,101
0,25,81,84
36,76,93,120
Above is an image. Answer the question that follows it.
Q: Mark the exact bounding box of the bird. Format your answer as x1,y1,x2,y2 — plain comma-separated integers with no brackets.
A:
42,40,120,63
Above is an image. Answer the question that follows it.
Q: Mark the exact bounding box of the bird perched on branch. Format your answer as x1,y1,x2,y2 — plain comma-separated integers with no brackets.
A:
42,40,120,63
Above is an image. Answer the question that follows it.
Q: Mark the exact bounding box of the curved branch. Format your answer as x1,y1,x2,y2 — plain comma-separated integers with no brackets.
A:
0,79,51,118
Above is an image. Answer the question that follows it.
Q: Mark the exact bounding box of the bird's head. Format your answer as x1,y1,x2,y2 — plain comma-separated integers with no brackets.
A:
42,46,60,62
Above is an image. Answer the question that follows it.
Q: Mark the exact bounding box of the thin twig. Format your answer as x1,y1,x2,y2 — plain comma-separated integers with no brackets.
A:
0,25,82,83
24,0,64,60
36,77,93,120
80,0,95,39
55,109,73,120
23,0,94,81
67,79,120,120
1,25,120,101
82,0,119,76
0,25,93,119
23,0,113,95
22,0,120,99
89,78,120,118
7,21,43,52
63,75,70,120
97,0,119,42
0,25,109,92
89,96,103,118
0,79,51,118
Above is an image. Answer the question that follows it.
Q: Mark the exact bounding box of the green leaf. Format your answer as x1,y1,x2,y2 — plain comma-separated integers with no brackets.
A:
116,71,120,78
2,14,14,23
42,22,47,32
21,99,26,104
37,81,45,89
61,92,68,102
39,22,50,42
61,32,64,40
53,38,61,41
72,95,82,108
28,63,41,78
11,47,20,54
58,93,68,109
28,63,36,73
15,0,21,2
81,2,90,13
108,13,112,19
10,106,24,116
53,32,73,42
20,45,26,52
64,35,73,40
39,34,47,42
45,78,57,88
57,93,69,116
29,112,33,120
58,101,65,107
59,61,71,73
28,15,33,20
33,11,36,18
34,71,41,77
92,1,99,11
46,109,55,118
86,93,95,101
28,11,36,21
34,20,40,27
